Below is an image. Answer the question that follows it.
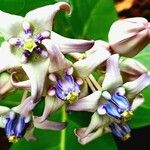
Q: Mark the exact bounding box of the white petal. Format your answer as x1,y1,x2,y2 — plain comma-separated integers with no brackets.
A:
42,39,71,73
120,58,147,77
25,2,71,33
0,106,10,115
0,11,23,39
102,54,123,91
109,17,150,57
67,91,101,112
22,59,49,102
131,94,144,111
0,42,20,72
51,31,94,53
40,95,64,122
123,73,150,100
73,41,111,78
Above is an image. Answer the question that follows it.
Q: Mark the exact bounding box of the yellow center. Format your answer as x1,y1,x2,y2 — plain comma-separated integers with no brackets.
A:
23,39,37,52
121,110,133,124
8,135,19,143
66,92,78,103
122,133,131,141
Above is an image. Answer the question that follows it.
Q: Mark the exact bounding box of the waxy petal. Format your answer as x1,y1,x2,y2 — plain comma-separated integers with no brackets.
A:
0,11,23,39
42,39,71,73
24,127,36,141
120,58,148,81
51,31,94,53
25,2,71,34
34,117,66,131
67,91,101,112
73,41,111,78
75,127,103,145
0,72,14,98
0,42,20,72
40,95,64,122
22,59,49,102
109,17,150,57
0,106,10,115
11,72,31,90
131,95,144,111
12,97,37,116
123,73,150,100
102,54,123,91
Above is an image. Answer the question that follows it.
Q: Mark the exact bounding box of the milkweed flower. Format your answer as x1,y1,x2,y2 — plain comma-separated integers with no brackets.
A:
0,2,94,104
108,17,150,57
67,54,150,144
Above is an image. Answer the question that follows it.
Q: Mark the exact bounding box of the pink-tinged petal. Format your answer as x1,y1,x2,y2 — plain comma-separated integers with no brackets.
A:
33,117,66,131
0,72,14,98
25,2,71,33
120,58,147,81
51,31,94,53
73,41,111,78
75,127,103,145
109,17,150,57
123,73,150,100
131,94,144,111
42,39,71,73
39,95,64,122
79,81,89,98
0,106,10,115
22,59,49,102
0,11,23,40
0,42,20,72
24,127,37,141
12,97,37,116
67,91,101,112
10,72,31,90
102,54,123,91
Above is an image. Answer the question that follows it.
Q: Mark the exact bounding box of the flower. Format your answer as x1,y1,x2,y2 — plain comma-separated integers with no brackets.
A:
108,17,150,57
67,54,150,144
0,2,94,104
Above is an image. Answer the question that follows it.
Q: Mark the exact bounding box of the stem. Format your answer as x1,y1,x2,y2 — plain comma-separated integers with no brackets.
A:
21,90,28,102
60,105,67,150
89,74,102,90
85,77,96,92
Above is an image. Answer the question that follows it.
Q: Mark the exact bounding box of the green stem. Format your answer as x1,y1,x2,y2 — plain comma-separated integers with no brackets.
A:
60,105,67,150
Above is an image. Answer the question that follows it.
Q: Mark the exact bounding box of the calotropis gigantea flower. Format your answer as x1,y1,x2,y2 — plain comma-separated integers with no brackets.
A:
0,102,66,143
0,2,94,103
34,41,111,122
67,54,150,144
108,17,150,57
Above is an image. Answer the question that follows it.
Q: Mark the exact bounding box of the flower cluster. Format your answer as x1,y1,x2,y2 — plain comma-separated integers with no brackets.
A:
0,2,150,145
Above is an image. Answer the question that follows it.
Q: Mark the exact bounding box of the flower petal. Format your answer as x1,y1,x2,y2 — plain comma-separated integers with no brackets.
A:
42,39,71,73
131,94,144,111
109,17,150,57
10,72,31,90
25,2,71,33
123,73,150,100
12,97,37,116
24,126,37,141
67,91,101,112
0,42,20,72
22,59,49,102
102,54,123,91
0,106,10,115
33,117,66,131
0,72,14,98
73,41,111,78
75,127,103,145
51,31,94,53
39,95,64,122
0,11,23,39
120,57,148,81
